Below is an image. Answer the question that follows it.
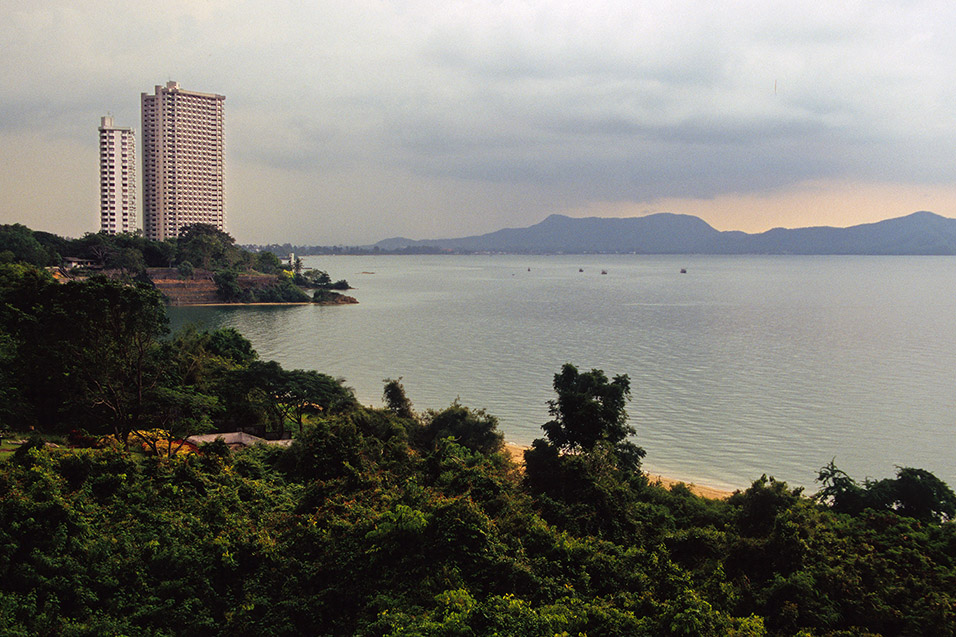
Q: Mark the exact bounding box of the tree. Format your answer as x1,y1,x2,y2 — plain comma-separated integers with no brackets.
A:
178,260,194,278
730,474,804,537
383,377,415,419
814,460,868,515
815,462,956,523
890,467,956,522
2,272,170,441
0,321,22,427
213,269,242,301
540,363,644,470
0,224,57,266
177,223,240,270
32,230,67,265
241,361,356,438
206,327,257,366
254,250,283,274
524,364,648,538
422,401,504,455
112,246,146,278
72,231,114,266
57,279,170,445
300,268,332,287
275,369,353,435
0,264,57,427
138,386,219,455
142,237,177,267
120,326,242,455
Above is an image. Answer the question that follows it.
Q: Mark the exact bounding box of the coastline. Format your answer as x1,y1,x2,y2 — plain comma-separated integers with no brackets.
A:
147,267,358,306
166,296,358,307
173,302,314,307
504,443,736,500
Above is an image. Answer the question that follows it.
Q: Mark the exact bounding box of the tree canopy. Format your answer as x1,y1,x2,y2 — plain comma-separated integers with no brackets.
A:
1,264,955,636
0,223,60,266
533,363,646,476
422,401,504,455
543,363,635,452
817,460,956,523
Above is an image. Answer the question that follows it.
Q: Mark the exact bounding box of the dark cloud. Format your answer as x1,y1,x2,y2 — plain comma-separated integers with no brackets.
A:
2,1,956,244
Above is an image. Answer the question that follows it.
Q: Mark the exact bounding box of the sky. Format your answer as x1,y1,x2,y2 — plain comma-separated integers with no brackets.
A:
2,1,956,246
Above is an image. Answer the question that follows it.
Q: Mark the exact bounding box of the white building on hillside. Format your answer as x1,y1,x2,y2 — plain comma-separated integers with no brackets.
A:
98,116,136,235
141,81,225,241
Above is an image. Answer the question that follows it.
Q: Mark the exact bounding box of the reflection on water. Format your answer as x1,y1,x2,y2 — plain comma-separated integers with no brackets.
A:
169,254,956,491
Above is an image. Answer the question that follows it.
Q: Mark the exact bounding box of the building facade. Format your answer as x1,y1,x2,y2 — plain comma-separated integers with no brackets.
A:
98,116,136,235
141,81,225,241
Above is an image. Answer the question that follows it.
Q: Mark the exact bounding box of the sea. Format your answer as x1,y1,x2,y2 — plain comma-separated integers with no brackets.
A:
169,254,956,492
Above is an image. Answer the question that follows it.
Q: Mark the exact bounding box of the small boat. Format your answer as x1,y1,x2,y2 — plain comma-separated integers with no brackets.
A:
579,268,584,273
680,268,687,274
601,269,607,275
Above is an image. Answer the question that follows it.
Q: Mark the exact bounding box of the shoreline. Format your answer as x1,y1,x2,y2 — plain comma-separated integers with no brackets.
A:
504,443,736,500
165,298,357,307
167,302,314,307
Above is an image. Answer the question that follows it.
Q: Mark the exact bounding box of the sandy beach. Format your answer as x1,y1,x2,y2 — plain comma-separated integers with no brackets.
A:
504,443,735,500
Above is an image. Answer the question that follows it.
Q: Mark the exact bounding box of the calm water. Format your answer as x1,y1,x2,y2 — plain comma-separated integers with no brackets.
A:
170,254,956,491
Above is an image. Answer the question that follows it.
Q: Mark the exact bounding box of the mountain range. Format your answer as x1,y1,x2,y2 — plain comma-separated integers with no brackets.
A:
374,210,956,255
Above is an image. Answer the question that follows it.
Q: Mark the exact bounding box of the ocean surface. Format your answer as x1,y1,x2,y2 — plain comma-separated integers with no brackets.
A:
169,254,956,492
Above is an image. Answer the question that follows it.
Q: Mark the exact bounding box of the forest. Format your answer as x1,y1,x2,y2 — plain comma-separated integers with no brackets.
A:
0,222,350,304
1,234,956,635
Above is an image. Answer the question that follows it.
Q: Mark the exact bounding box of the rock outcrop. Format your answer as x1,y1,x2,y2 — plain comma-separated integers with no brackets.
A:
147,268,358,306
148,268,220,305
147,268,298,305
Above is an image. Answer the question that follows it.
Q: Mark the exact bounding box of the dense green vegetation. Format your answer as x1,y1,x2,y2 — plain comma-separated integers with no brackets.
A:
0,223,350,304
1,263,955,635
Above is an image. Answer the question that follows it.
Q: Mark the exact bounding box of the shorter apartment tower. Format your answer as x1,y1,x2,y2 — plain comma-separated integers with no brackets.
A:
141,81,225,241
98,116,136,234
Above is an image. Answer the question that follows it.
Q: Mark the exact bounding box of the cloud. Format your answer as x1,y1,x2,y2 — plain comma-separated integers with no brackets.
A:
2,1,956,243
360,0,956,200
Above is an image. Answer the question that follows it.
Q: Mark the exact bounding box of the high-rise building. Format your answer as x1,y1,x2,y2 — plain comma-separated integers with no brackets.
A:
141,81,225,241
98,116,136,235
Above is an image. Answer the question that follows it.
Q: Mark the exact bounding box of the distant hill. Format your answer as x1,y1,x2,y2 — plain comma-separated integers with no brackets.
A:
373,211,956,255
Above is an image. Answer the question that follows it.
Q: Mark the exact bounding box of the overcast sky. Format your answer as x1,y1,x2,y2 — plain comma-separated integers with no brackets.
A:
2,1,955,245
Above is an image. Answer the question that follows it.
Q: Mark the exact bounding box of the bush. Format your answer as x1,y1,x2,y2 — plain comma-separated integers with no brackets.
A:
421,402,504,455
177,261,194,278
